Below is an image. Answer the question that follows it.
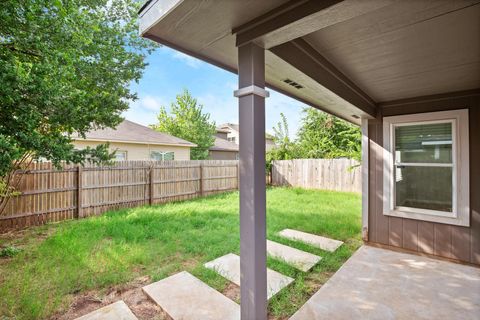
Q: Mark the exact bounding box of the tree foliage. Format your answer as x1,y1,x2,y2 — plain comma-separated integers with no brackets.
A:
152,90,216,160
266,113,301,170
297,108,361,161
0,0,157,213
267,108,361,167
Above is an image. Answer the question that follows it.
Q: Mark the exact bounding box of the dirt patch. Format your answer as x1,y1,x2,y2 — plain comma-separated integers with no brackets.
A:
52,275,167,320
222,282,240,303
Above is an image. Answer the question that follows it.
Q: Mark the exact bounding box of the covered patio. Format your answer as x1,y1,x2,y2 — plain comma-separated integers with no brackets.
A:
138,0,480,319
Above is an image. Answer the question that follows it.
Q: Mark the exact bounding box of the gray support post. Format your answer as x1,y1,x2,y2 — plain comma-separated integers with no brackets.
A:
236,42,268,320
361,118,369,242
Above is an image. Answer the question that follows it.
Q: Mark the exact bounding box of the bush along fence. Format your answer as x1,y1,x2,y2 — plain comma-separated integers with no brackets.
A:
271,158,361,193
0,160,239,231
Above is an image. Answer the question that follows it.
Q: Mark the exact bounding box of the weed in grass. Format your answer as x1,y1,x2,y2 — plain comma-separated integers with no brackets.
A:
0,246,21,258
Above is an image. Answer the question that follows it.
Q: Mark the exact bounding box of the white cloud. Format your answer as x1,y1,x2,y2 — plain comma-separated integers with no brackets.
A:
172,51,202,68
142,95,164,111
131,95,166,112
124,95,167,126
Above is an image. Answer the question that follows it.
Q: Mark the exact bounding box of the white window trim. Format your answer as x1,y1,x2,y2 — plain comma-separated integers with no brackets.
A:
115,150,128,161
150,151,175,161
383,109,469,227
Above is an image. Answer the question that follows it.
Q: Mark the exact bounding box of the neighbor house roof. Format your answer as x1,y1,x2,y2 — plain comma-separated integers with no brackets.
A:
73,120,197,147
219,123,275,140
209,137,239,152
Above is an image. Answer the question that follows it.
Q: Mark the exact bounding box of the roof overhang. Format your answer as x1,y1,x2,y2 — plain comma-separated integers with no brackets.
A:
139,0,480,124
73,138,197,148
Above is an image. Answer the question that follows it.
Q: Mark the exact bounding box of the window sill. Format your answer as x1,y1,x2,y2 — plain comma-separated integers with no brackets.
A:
383,209,469,227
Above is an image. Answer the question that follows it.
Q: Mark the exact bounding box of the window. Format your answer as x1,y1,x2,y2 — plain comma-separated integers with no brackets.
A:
150,151,175,161
114,151,127,161
383,110,469,226
227,136,236,143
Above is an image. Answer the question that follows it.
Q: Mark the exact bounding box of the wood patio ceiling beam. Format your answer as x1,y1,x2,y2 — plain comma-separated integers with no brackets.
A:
232,0,394,49
233,0,343,48
270,39,377,117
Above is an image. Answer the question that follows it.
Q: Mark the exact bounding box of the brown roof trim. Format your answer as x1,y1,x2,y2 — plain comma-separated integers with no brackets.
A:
379,88,480,108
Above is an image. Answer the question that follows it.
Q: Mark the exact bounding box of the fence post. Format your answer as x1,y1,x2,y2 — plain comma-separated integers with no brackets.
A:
149,164,154,205
199,163,204,196
236,161,240,190
76,165,83,219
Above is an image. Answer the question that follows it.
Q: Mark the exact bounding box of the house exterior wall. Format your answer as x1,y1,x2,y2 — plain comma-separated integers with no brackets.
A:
266,138,276,151
208,150,239,160
73,140,191,160
226,130,239,144
215,132,229,140
367,94,480,265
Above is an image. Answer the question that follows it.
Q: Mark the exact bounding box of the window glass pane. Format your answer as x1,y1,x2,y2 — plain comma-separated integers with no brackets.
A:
395,166,452,212
150,151,162,161
164,152,174,160
395,122,452,163
115,151,126,161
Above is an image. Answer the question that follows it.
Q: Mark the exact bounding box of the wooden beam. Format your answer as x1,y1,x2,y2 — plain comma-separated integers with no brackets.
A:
380,89,480,116
234,0,342,48
233,0,395,49
270,39,377,117
237,42,267,320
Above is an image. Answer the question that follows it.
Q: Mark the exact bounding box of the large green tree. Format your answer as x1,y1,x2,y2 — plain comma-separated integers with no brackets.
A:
297,108,361,161
0,0,156,212
152,90,216,160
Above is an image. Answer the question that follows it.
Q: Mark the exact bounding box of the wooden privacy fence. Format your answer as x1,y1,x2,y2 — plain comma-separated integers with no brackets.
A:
0,160,239,231
271,159,361,193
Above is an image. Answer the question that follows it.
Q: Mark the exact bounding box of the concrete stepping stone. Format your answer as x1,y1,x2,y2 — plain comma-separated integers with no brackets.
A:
278,229,343,252
267,240,321,272
143,271,240,320
75,301,137,320
205,253,294,299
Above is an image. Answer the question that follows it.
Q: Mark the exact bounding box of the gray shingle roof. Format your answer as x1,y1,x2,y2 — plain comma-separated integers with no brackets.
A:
209,137,239,152
218,123,275,141
73,120,196,147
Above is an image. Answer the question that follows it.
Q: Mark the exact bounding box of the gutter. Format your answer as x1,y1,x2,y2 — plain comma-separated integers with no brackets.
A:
138,0,153,14
73,138,197,148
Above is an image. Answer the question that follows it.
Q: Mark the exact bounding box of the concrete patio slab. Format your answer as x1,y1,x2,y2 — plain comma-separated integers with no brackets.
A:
278,229,343,252
267,240,321,272
205,253,294,299
290,245,480,320
75,301,137,320
143,271,240,320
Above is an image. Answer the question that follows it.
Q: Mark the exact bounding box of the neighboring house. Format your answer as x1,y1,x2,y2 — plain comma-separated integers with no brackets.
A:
72,120,196,161
218,123,276,151
208,128,239,160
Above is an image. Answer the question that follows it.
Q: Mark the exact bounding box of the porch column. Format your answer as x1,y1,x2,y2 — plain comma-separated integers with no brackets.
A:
235,42,269,320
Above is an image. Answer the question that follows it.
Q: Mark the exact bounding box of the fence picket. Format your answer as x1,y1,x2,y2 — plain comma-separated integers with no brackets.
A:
271,159,361,193
0,160,240,231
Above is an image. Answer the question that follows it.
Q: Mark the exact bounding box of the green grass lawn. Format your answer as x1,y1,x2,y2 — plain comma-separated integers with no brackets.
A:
0,187,361,320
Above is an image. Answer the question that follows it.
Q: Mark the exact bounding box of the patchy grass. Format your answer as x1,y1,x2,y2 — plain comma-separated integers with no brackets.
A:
0,187,361,320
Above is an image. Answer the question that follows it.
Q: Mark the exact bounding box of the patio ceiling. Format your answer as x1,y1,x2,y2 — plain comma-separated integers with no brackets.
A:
139,0,480,125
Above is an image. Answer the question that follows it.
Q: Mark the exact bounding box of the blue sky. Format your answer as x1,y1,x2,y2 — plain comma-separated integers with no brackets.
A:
124,46,308,137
